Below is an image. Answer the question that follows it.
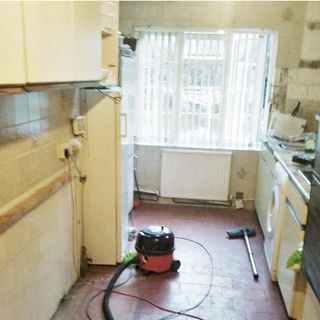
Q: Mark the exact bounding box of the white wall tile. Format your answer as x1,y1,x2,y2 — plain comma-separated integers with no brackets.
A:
28,92,41,121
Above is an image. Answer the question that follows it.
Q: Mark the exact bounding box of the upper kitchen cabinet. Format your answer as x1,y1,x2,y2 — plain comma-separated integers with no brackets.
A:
0,2,26,85
73,2,101,81
22,1,101,84
101,1,117,36
23,2,74,83
101,1,119,83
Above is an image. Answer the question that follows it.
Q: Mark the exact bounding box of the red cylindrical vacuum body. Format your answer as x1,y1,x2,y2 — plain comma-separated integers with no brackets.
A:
135,225,180,273
137,252,174,273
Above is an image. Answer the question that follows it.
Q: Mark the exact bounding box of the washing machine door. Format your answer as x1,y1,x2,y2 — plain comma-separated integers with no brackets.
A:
267,183,280,240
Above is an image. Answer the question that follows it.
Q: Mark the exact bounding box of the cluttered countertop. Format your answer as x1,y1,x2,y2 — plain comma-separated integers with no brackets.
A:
264,110,317,203
263,136,313,203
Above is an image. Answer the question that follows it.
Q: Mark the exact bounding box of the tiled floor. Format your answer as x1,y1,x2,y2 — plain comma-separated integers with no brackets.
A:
53,203,287,320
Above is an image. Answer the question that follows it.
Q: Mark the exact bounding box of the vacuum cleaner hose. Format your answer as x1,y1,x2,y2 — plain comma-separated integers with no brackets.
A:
102,256,138,320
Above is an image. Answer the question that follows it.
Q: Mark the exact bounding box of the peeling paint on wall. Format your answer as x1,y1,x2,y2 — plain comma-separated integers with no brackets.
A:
298,59,320,69
307,22,320,30
271,68,288,112
282,7,294,22
237,167,247,180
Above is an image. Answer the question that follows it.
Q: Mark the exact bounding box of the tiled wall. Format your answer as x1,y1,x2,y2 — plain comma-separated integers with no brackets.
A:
0,89,79,319
285,69,320,130
280,2,320,131
0,89,75,207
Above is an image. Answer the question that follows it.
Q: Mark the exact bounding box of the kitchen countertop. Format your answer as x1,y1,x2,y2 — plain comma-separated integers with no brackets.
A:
263,137,312,203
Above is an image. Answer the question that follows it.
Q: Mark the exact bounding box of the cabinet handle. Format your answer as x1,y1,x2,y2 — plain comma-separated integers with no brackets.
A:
286,199,306,231
120,113,128,138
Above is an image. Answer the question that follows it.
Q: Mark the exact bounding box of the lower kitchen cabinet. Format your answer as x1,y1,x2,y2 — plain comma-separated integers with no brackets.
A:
277,181,308,319
255,143,276,237
302,284,320,320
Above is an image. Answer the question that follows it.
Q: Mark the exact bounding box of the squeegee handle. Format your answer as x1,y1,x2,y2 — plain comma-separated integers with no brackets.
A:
243,230,259,279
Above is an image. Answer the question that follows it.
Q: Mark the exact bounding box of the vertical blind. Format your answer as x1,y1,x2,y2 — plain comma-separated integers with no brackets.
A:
136,29,272,149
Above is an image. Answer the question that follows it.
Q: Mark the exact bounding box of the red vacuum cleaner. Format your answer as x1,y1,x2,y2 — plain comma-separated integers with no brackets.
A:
135,225,181,273
103,225,180,320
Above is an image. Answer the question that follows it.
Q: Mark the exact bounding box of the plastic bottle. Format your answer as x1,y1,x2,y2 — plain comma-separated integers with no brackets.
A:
304,132,316,154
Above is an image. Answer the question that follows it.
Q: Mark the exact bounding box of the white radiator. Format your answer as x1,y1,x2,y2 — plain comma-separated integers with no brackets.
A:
160,150,232,201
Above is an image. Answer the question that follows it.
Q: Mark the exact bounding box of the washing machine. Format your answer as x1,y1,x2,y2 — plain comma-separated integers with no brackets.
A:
264,161,289,281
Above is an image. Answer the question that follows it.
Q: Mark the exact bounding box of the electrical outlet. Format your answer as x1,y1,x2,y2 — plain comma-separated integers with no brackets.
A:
235,192,244,199
57,143,71,159
72,116,85,136
56,138,82,159
127,227,137,241
235,199,244,209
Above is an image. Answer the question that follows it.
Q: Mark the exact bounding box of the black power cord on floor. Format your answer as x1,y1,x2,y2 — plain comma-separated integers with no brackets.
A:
159,237,214,320
102,256,138,320
85,236,213,320
86,290,104,320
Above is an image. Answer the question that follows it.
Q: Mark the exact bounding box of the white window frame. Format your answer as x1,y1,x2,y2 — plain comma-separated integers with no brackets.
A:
134,27,277,150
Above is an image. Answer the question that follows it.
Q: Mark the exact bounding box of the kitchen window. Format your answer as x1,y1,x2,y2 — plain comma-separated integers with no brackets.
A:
135,28,275,149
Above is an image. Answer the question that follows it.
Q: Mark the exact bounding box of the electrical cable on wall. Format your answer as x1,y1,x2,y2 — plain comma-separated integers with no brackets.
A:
97,89,122,104
70,153,89,276
66,154,80,278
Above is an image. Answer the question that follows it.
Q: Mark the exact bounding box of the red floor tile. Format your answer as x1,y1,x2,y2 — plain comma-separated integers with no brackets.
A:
52,203,287,320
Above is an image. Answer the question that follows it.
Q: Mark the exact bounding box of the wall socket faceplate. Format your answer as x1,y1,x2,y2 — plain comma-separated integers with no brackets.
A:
72,116,85,136
57,138,82,159
234,199,244,209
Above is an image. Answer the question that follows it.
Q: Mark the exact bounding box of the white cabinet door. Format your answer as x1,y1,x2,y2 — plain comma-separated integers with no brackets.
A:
277,194,307,319
0,2,26,85
255,147,275,237
303,284,320,320
73,2,101,81
102,1,119,82
23,2,73,83
101,1,117,35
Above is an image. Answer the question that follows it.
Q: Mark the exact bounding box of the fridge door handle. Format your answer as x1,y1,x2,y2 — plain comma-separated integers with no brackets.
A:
120,113,128,138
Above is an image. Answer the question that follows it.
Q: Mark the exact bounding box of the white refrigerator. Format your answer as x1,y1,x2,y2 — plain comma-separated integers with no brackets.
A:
81,55,136,264
119,53,137,257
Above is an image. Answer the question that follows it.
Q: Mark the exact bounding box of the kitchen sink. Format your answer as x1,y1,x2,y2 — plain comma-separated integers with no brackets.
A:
298,170,313,185
298,169,320,186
